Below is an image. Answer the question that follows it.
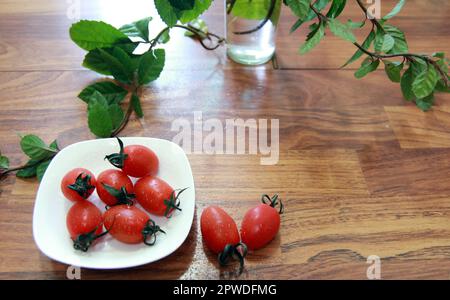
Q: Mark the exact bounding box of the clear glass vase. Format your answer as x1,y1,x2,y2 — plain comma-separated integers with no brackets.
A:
226,0,282,65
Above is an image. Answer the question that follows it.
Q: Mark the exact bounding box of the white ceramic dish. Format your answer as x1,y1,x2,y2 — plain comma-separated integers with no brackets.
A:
33,137,195,269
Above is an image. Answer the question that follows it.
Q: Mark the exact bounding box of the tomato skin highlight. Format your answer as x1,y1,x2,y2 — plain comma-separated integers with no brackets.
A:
200,206,240,254
123,145,159,178
66,200,103,239
103,205,150,244
61,168,96,202
135,176,174,216
96,169,134,206
240,204,280,250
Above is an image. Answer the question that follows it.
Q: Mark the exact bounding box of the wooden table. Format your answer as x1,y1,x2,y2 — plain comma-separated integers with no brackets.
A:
1,0,450,279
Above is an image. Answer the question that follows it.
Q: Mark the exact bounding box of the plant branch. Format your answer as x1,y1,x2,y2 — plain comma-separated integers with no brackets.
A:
110,85,140,137
0,154,57,181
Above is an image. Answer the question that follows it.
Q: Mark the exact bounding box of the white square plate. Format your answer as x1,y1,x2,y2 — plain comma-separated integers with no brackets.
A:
33,137,195,269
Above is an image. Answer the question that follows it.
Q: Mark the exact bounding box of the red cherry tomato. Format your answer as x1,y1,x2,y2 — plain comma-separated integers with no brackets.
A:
66,200,104,251
61,168,96,202
240,194,283,251
200,206,240,254
123,145,159,178
135,176,187,217
103,205,165,245
96,169,134,207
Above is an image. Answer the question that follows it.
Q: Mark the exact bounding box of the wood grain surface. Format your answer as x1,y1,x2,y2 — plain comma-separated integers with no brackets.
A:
0,0,450,280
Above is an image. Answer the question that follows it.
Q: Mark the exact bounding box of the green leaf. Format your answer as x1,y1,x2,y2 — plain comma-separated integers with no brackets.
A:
155,0,181,27
341,30,375,68
415,93,435,111
108,104,125,130
412,64,440,99
346,19,365,29
20,135,56,160
49,140,59,151
98,48,133,84
328,19,356,43
138,49,166,85
435,79,450,93
131,93,144,118
289,0,330,33
0,155,9,170
16,159,39,178
36,160,51,182
326,0,347,18
179,0,213,23
158,30,171,44
70,20,128,51
384,61,403,83
168,0,195,10
82,50,112,75
383,25,408,54
286,0,311,20
119,17,152,41
87,91,113,138
230,0,273,20
185,18,208,37
78,81,128,105
383,0,406,20
401,64,416,101
299,23,324,55
375,33,395,53
354,59,380,79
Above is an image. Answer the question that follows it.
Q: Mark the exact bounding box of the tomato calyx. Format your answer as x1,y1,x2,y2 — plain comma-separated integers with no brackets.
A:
261,194,284,214
142,219,166,246
163,187,189,218
101,183,135,206
67,173,95,199
72,225,109,252
218,242,248,275
105,137,128,169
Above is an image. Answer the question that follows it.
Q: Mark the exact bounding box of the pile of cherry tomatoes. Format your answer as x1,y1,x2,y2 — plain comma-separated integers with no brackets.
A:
62,138,187,252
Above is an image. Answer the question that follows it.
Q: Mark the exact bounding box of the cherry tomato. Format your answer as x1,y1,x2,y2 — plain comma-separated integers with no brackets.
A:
61,168,96,202
200,206,240,254
123,145,159,178
105,138,158,178
96,169,134,207
66,200,104,252
240,194,283,251
103,205,164,245
135,176,187,217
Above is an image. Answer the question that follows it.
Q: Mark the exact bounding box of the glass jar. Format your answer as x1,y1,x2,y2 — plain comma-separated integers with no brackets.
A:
226,0,282,65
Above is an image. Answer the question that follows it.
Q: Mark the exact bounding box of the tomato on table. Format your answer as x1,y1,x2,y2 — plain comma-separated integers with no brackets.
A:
105,137,159,178
66,200,105,252
103,205,165,245
61,168,96,202
240,194,283,251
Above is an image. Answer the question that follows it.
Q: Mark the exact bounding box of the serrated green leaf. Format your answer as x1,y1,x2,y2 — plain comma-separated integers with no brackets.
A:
155,0,181,27
0,155,9,170
70,20,128,51
179,0,213,23
435,79,450,93
401,64,417,101
138,49,166,85
78,81,128,105
131,93,144,118
290,0,330,33
82,50,112,75
119,17,152,41
328,18,356,43
16,159,39,178
412,64,440,99
286,0,311,20
299,23,324,55
375,33,395,53
326,0,347,18
49,140,59,151
158,30,171,44
383,0,406,20
354,59,380,79
87,91,113,138
20,135,57,160
36,160,51,182
384,61,403,83
341,30,375,68
415,93,434,111
98,48,133,84
168,0,195,10
108,104,125,130
383,25,408,54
